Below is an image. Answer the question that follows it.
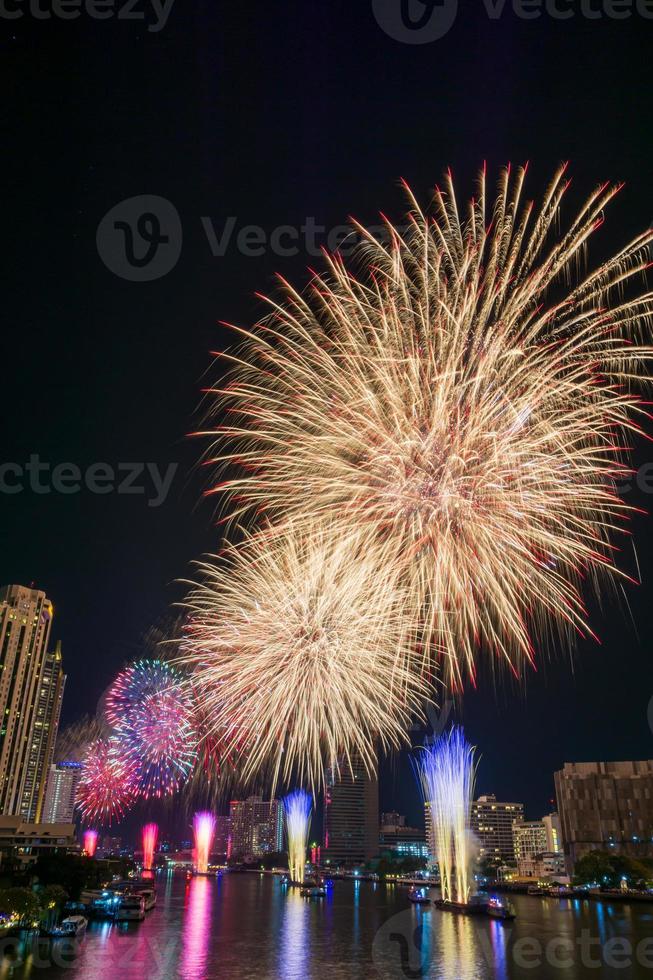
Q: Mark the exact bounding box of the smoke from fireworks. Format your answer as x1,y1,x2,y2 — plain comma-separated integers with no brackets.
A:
56,715,104,763
416,727,477,904
106,659,198,799
179,528,430,791
193,812,216,874
83,829,98,857
142,822,158,870
76,738,137,825
283,790,312,884
204,165,653,687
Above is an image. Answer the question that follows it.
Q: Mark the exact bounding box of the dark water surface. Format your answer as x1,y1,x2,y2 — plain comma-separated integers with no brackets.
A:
2,873,653,979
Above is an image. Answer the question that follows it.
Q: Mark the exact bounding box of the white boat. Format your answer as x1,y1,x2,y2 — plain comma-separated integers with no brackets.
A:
49,915,88,937
138,888,156,911
114,896,145,922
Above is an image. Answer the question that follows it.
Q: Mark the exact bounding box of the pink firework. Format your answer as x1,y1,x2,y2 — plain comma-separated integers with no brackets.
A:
193,812,216,874
106,659,197,799
142,822,158,870
76,737,137,825
83,829,98,857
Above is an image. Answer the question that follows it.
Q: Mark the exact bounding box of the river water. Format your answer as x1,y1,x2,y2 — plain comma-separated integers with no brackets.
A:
2,872,652,979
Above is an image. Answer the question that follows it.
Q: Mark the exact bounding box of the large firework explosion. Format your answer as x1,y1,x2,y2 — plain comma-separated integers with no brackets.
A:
179,527,430,792
105,659,198,799
283,789,312,884
416,727,477,904
202,165,653,688
76,737,138,825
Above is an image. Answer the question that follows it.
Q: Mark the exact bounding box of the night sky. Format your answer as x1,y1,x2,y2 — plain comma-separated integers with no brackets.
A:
2,2,652,831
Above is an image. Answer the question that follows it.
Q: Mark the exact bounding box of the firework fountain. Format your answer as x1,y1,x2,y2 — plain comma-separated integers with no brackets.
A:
283,790,312,884
83,829,98,857
416,728,477,906
192,812,216,875
142,822,158,871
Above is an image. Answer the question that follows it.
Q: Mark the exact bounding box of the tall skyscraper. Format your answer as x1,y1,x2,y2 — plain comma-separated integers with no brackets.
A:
42,761,83,823
542,812,562,854
0,585,66,822
470,794,524,865
554,760,653,871
228,797,283,857
213,815,231,855
322,752,379,866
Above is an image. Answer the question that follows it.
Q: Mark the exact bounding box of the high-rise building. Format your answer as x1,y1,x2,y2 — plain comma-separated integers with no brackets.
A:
322,753,379,866
0,585,66,822
554,760,653,871
42,761,83,823
379,813,428,859
228,797,283,857
214,815,230,855
542,812,562,854
513,820,548,875
471,794,524,864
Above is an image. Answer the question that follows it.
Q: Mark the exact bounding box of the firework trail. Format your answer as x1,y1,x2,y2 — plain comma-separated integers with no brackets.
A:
179,527,431,792
416,727,477,904
106,659,198,799
283,790,312,884
76,738,137,826
202,165,653,687
193,812,216,873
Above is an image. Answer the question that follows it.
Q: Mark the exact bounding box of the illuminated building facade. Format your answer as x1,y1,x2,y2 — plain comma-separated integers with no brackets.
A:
42,761,82,823
554,760,653,871
0,586,66,822
513,820,548,862
543,812,562,854
379,812,428,859
471,794,524,864
322,752,379,866
213,814,230,855
228,797,283,857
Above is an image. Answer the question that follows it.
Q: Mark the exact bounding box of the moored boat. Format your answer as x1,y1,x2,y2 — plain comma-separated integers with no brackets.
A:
47,915,88,938
487,897,516,920
408,887,431,905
